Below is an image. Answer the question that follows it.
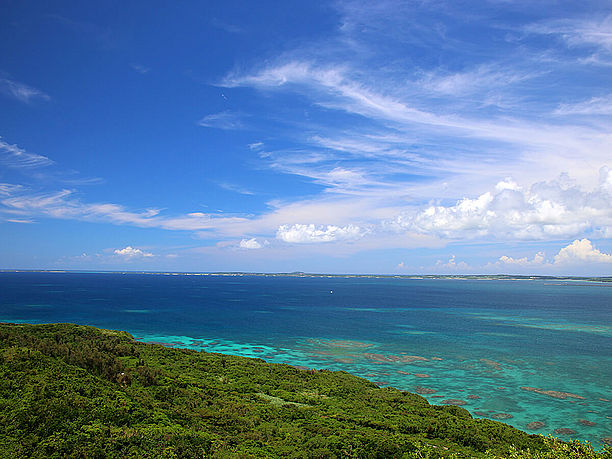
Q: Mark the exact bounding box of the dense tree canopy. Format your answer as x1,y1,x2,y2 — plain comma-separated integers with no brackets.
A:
0,323,609,458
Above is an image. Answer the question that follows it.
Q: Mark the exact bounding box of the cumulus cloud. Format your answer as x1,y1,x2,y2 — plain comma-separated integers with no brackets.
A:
391,168,612,241
113,246,154,258
435,255,469,270
239,238,264,249
495,239,612,268
276,223,365,243
1,136,610,256
553,239,612,265
497,252,545,266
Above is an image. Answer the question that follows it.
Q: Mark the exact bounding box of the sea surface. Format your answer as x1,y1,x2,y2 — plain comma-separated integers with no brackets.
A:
1,272,611,449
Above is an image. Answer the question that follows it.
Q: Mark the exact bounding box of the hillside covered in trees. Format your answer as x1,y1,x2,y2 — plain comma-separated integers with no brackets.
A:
0,322,609,458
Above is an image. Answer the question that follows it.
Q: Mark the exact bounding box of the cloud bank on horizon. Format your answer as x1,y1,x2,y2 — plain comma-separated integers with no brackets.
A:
0,1,611,274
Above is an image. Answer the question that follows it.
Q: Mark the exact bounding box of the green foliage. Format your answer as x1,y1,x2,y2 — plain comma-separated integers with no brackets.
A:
487,437,612,458
0,323,610,458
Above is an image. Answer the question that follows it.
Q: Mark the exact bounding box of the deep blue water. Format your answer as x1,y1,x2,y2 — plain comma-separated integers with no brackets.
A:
1,272,611,448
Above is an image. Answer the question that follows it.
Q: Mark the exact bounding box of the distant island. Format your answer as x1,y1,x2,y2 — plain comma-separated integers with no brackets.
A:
0,322,609,457
2,270,612,283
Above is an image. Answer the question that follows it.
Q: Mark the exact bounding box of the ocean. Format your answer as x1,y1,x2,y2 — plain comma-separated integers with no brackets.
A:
1,271,610,449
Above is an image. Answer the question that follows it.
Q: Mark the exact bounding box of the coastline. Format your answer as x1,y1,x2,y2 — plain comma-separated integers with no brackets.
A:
2,321,610,457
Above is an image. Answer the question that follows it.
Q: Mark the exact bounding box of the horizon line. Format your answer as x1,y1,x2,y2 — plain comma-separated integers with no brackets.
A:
1,269,611,281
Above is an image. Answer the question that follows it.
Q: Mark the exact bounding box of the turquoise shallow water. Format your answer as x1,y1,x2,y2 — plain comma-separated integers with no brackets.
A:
1,272,611,449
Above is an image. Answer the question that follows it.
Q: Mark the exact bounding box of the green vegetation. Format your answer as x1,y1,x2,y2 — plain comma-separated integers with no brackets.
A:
0,323,610,458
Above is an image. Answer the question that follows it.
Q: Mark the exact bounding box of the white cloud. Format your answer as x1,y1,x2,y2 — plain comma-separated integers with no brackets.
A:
113,246,154,258
0,183,24,196
391,167,612,241
276,223,365,243
218,182,254,195
0,186,249,231
224,60,597,150
553,239,612,265
554,95,612,116
0,139,54,169
3,166,612,255
198,111,244,130
5,218,35,224
525,15,612,66
0,78,50,103
494,239,612,269
248,142,264,150
418,64,535,98
224,58,612,198
203,5,612,259
239,238,264,249
435,255,469,270
528,15,612,52
2,189,74,216
213,7,612,239
498,251,545,266
224,61,320,88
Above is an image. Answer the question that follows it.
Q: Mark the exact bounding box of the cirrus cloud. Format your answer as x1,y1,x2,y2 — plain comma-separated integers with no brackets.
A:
0,77,50,103
0,138,54,169
198,111,245,130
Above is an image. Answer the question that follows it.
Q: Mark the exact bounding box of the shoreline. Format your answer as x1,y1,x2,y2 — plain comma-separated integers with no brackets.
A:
2,319,611,450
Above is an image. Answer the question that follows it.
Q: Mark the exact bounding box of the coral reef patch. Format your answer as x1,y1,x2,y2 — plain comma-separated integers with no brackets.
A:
520,386,585,400
526,421,546,430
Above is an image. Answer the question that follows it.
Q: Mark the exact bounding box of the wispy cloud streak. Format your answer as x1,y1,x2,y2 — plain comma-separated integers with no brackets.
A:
0,139,54,169
0,78,50,103
198,111,245,130
555,95,612,115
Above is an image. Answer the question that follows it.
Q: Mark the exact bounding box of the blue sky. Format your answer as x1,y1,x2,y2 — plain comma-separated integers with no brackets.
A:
1,0,612,275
